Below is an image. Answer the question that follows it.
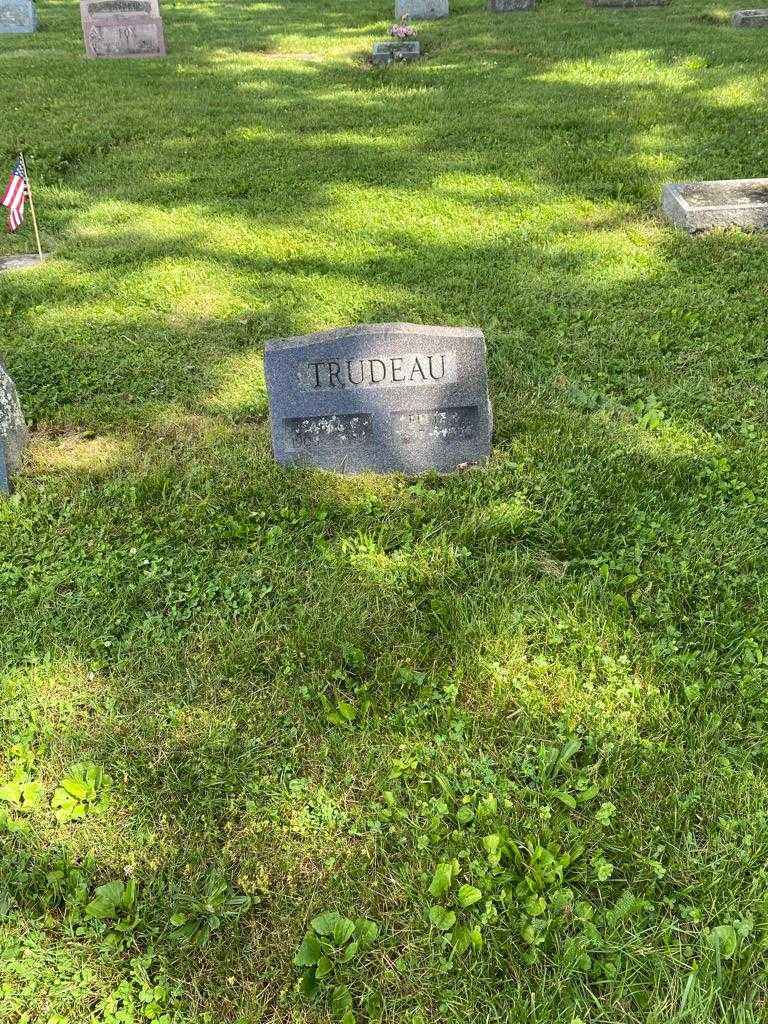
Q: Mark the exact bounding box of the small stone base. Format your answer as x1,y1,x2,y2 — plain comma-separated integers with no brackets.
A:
732,8,768,25
395,0,448,19
661,178,768,233
0,253,49,272
373,40,420,64
489,0,535,10
587,0,668,6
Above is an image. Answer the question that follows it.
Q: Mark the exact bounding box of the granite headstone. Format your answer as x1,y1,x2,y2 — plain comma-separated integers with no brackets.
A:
0,360,29,493
395,0,448,19
489,0,535,10
265,323,492,475
80,0,166,58
732,8,768,24
587,0,668,7
372,40,420,64
661,178,768,233
0,0,37,32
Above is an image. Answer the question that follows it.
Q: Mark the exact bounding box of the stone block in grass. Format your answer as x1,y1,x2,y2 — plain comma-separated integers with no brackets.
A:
732,8,768,25
373,40,420,64
395,0,448,20
80,0,166,57
661,178,768,233
0,0,37,33
587,0,668,7
488,0,535,11
0,361,28,492
265,323,492,475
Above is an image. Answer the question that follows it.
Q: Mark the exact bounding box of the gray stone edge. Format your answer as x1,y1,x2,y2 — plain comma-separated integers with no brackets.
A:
265,323,485,353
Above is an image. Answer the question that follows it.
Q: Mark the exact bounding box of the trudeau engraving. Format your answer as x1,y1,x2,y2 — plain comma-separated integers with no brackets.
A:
298,351,457,391
392,405,479,445
285,413,373,450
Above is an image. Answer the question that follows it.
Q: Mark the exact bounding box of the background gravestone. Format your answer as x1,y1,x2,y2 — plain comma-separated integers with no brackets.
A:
661,178,768,233
0,360,29,494
265,323,492,475
0,0,37,32
732,9,768,25
587,0,668,7
395,0,448,19
80,0,166,58
489,0,535,11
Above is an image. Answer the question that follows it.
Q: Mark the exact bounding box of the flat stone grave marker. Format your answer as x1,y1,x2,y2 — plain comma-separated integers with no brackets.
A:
395,0,448,19
0,253,49,272
0,360,29,493
661,178,768,233
80,0,166,58
373,40,420,64
587,0,668,7
265,323,492,475
732,8,768,25
0,0,36,32
489,0,535,11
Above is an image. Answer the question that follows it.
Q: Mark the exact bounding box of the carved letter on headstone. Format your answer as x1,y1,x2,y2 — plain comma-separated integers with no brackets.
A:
265,323,492,475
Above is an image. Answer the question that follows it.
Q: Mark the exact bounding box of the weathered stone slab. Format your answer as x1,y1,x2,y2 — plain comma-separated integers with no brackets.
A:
80,0,166,58
265,323,492,475
0,360,28,488
395,0,448,19
587,0,667,6
83,16,166,57
0,0,37,33
661,178,768,233
373,40,420,64
732,8,768,25
489,0,535,10
0,254,49,272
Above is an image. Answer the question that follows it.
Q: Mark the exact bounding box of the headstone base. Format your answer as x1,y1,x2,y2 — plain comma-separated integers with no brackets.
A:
0,254,49,273
661,178,768,233
395,0,448,19
489,0,535,10
373,40,420,64
732,8,768,25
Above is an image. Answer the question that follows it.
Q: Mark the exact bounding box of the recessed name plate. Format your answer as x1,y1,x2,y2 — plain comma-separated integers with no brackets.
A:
265,323,492,475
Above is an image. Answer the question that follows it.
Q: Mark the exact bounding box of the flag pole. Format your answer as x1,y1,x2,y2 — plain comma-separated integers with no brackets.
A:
18,152,43,260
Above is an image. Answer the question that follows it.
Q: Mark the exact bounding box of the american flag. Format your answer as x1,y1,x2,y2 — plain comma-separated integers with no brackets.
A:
1,158,27,233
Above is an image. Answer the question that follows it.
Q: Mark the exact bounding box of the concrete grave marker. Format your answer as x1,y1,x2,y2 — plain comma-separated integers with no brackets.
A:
489,0,535,11
732,8,768,25
661,178,768,233
0,0,37,33
373,40,420,64
80,0,166,58
587,0,668,7
0,360,29,494
395,0,448,19
265,323,492,475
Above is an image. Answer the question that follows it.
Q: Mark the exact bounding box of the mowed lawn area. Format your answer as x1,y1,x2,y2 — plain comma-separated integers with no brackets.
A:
2,0,768,1021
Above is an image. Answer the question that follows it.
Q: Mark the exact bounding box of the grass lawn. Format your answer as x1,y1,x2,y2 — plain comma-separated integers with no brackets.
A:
2,0,768,1020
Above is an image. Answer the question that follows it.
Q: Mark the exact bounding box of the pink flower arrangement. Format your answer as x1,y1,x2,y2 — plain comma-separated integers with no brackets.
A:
388,15,417,38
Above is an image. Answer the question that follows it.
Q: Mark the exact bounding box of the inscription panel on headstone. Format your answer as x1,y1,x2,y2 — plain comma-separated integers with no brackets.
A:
87,0,153,16
83,15,166,57
265,323,492,475
0,0,37,33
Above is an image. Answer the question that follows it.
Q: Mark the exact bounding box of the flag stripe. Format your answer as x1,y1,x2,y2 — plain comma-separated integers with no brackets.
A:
1,158,27,233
